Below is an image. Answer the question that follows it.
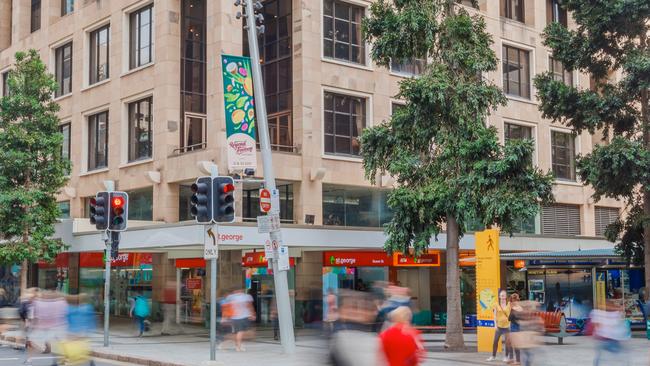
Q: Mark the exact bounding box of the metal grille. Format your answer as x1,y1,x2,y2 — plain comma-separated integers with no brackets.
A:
541,204,581,236
595,206,619,237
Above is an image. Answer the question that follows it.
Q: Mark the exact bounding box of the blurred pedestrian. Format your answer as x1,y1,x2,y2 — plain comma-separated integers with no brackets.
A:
487,289,512,362
375,285,411,332
508,293,523,365
161,281,177,335
510,301,543,366
225,288,255,352
18,288,36,350
330,290,380,366
324,289,339,336
591,300,630,366
61,294,96,366
379,306,424,366
31,290,68,354
130,291,150,337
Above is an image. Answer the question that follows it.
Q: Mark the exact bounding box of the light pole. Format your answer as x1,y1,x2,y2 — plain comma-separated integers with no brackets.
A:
238,0,296,353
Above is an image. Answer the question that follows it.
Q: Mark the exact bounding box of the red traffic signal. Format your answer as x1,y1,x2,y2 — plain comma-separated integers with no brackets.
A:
112,196,125,208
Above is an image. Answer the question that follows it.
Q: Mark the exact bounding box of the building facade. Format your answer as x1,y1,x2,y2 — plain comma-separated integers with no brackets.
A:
1,0,638,327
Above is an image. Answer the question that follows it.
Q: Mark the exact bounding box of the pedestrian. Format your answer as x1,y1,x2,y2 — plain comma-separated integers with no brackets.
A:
324,288,339,336
161,281,177,335
18,288,36,350
31,290,68,354
591,300,630,366
61,294,96,366
508,293,522,365
510,302,543,366
486,289,512,362
130,292,151,337
224,288,255,352
375,285,411,332
379,306,424,366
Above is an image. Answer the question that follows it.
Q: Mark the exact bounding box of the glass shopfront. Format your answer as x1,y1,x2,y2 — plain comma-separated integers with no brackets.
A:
37,253,70,293
176,258,206,324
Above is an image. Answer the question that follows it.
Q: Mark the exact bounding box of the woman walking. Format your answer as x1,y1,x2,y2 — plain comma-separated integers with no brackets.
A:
487,289,512,362
508,293,523,365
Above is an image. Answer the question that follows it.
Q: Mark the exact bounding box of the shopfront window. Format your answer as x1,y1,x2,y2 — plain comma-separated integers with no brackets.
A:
127,187,153,221
527,269,593,320
322,185,393,227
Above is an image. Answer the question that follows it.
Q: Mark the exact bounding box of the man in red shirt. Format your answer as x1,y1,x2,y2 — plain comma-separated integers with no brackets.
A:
379,306,425,366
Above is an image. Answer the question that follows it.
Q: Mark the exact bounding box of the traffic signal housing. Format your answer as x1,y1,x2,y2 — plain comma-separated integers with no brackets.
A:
108,192,129,231
214,176,236,223
89,191,109,230
191,177,213,223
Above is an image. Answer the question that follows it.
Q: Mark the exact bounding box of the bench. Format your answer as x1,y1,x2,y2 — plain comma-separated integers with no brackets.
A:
531,310,576,344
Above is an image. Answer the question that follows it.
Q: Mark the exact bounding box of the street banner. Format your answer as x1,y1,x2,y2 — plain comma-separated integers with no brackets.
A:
475,229,501,353
221,54,257,171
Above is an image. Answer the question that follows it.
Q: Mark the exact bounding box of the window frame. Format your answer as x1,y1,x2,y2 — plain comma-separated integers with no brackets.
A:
129,4,154,70
548,56,573,87
59,122,71,162
61,0,74,16
127,96,153,162
547,0,568,26
541,204,581,236
322,89,368,159
550,129,577,182
89,24,110,85
322,0,367,66
31,0,41,33
502,44,532,100
54,42,73,98
390,57,427,77
87,111,109,171
594,206,620,237
501,0,524,23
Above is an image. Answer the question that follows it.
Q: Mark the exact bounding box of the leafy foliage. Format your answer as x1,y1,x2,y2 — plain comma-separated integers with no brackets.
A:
0,50,69,265
534,0,650,266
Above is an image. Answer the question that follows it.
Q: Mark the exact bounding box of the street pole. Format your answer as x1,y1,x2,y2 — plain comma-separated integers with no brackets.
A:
103,229,111,347
243,0,296,353
209,165,219,361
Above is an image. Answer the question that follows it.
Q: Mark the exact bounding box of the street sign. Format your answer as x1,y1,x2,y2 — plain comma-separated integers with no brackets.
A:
270,188,280,214
278,246,290,271
204,225,219,259
257,214,281,233
271,239,281,250
264,240,275,259
259,188,272,213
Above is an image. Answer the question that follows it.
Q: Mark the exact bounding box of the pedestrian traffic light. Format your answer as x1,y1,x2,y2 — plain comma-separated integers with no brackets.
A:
110,231,120,260
191,177,213,223
108,192,129,231
89,191,109,230
213,176,236,223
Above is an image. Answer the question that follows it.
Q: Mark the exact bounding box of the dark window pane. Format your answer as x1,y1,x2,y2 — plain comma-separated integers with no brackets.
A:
90,26,110,85
324,0,365,64
130,5,154,69
31,0,41,32
61,0,74,16
324,92,365,157
323,185,393,227
503,45,530,99
127,187,153,221
128,97,153,162
88,111,108,170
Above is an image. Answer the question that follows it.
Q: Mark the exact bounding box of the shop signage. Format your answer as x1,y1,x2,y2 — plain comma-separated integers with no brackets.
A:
323,251,390,267
186,278,203,290
475,229,501,353
175,258,206,268
38,253,70,269
459,251,476,267
257,214,280,233
392,251,441,267
278,246,290,271
259,188,272,213
79,252,153,268
514,260,526,269
241,251,295,267
221,54,257,171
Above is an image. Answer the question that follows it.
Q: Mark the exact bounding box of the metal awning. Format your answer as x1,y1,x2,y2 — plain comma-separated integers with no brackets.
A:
500,248,620,260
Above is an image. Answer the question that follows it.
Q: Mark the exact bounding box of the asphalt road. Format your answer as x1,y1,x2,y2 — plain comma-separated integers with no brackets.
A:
0,343,137,366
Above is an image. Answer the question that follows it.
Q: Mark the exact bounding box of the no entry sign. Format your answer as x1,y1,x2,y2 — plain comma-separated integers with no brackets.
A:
260,188,271,213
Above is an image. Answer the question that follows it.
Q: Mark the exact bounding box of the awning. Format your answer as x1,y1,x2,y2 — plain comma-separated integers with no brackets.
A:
500,248,620,260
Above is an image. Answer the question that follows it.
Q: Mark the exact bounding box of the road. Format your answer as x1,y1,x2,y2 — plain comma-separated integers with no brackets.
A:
0,343,136,366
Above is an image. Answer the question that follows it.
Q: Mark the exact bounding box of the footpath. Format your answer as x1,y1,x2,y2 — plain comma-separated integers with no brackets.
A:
2,319,650,366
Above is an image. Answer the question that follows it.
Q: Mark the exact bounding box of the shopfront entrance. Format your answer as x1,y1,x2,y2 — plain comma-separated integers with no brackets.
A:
175,258,206,324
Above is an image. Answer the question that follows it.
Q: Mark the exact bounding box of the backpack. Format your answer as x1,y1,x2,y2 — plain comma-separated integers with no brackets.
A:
134,296,150,318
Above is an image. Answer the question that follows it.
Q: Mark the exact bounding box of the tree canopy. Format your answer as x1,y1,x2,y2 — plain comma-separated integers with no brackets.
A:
534,0,650,271
0,50,69,271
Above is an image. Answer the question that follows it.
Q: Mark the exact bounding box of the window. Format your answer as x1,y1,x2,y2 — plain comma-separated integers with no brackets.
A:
541,204,581,236
130,5,153,69
126,187,153,221
61,0,74,16
89,25,110,85
60,123,71,173
57,201,71,219
512,215,537,234
180,0,206,151
502,45,531,99
243,184,294,223
244,0,293,151
323,185,393,227
549,57,573,86
501,0,524,23
54,42,73,98
504,122,533,141
547,0,567,26
391,58,426,76
88,111,108,170
324,92,366,157
323,0,365,64
179,184,193,221
595,207,619,237
31,0,41,33
1,72,8,97
551,130,576,181
128,97,153,162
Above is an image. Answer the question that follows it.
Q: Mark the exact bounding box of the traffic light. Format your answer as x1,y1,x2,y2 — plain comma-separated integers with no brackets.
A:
108,192,129,231
191,177,213,223
110,231,120,259
89,191,109,230
213,176,236,223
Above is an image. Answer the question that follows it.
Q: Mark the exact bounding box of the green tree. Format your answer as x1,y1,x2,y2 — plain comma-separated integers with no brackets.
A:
362,0,554,348
534,1,650,292
0,50,69,290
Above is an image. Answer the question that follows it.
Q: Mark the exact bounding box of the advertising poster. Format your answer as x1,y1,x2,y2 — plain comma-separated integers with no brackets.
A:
475,229,501,353
221,54,257,171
